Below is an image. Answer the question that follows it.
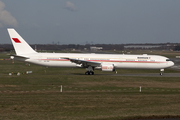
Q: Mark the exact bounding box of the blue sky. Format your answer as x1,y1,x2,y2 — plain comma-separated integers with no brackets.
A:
0,0,180,44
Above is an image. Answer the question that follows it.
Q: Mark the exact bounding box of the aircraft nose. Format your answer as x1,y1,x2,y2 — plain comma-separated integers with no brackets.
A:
169,61,174,67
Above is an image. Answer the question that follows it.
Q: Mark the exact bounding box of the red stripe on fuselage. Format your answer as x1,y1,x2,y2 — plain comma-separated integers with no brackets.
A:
38,59,166,63
12,38,21,43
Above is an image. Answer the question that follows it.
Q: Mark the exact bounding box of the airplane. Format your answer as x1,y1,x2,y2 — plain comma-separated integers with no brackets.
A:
7,28,174,75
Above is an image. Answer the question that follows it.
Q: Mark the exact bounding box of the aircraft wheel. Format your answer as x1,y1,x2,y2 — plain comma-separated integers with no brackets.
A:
85,71,94,75
160,69,164,76
89,71,94,75
85,71,89,75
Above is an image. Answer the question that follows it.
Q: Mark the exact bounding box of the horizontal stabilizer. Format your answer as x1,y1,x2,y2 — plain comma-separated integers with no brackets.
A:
8,54,29,59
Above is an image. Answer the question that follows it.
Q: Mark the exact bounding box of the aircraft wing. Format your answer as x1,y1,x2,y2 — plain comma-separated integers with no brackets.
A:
62,57,101,67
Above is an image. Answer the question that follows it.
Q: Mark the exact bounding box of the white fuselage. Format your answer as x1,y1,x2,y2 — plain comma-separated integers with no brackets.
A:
7,28,175,75
16,53,174,70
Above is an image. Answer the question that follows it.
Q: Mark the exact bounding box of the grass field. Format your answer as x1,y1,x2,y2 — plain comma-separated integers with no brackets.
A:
0,52,180,120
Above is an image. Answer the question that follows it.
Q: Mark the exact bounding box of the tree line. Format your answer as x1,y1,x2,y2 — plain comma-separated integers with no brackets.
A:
0,43,180,52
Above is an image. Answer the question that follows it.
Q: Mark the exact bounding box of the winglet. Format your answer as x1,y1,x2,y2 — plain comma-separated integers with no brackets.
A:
7,28,37,55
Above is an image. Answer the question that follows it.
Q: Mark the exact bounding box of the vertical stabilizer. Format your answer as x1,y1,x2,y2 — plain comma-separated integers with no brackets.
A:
7,28,37,55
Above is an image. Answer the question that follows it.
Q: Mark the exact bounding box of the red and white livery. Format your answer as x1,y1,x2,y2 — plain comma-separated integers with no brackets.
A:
7,29,174,75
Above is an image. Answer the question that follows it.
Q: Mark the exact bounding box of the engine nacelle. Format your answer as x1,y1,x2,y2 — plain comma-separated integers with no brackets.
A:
101,64,115,72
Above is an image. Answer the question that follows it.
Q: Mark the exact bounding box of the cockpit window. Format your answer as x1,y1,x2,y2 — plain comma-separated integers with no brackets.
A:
166,59,170,61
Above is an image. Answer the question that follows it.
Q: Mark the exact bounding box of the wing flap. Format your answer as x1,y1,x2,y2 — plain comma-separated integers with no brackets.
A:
61,57,101,67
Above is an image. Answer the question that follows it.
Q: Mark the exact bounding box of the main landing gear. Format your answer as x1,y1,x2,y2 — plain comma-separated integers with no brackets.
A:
85,71,94,75
85,66,94,75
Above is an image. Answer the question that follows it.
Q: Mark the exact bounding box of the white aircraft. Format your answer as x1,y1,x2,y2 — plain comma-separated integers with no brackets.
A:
7,28,174,75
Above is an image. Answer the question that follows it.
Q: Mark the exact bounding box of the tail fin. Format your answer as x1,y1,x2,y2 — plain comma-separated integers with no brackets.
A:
7,28,37,55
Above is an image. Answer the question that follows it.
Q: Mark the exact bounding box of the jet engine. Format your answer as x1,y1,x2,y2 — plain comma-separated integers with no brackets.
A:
101,64,115,71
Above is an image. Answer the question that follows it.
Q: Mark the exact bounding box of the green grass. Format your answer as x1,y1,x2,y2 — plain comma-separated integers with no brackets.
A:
0,52,180,120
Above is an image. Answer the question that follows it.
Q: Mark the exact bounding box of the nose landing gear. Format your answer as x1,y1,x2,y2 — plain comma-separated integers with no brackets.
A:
160,69,164,76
